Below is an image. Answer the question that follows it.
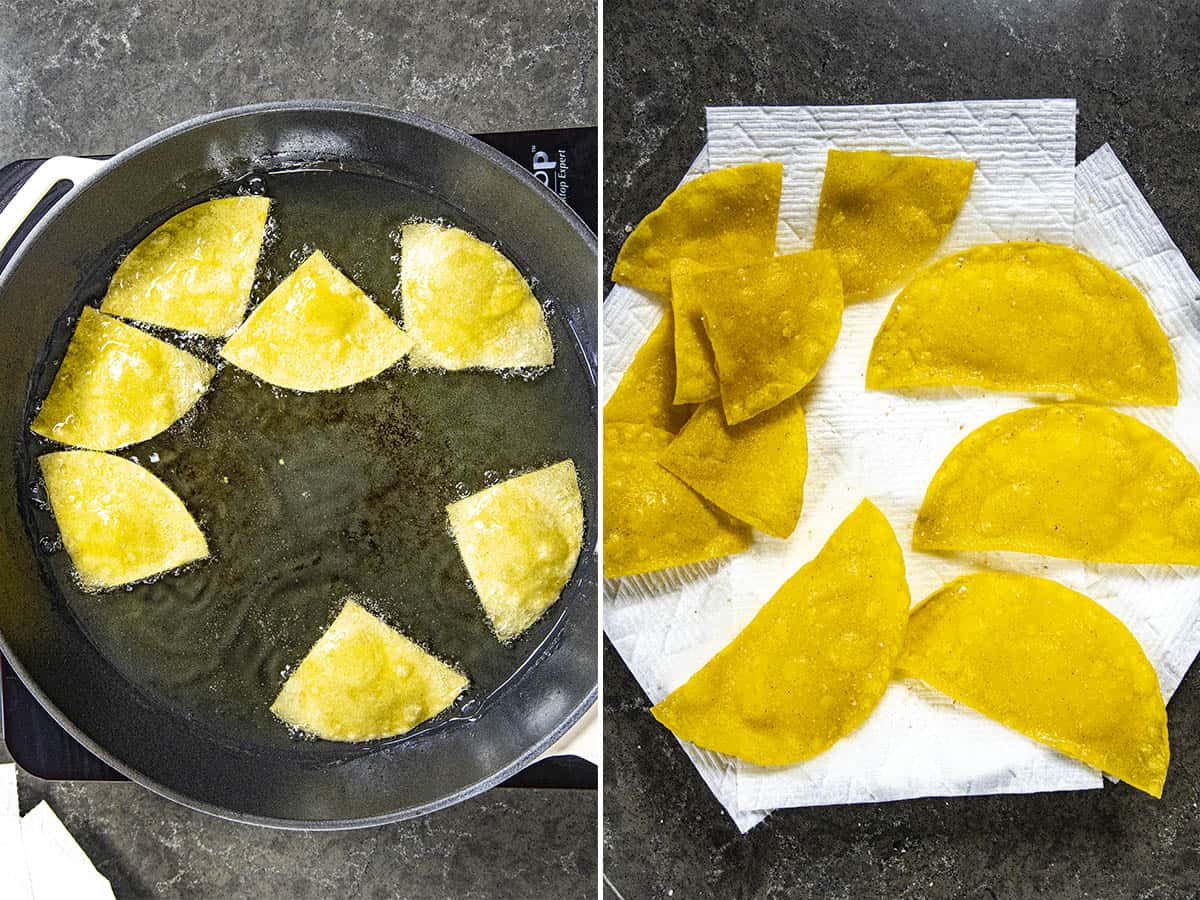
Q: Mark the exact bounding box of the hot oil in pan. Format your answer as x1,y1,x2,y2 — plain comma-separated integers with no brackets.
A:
21,168,595,756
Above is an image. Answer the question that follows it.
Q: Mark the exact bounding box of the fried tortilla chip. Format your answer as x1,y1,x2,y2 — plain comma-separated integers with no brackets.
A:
604,315,691,433
868,242,1177,404
898,571,1169,797
813,149,974,300
915,404,1200,563
700,250,843,425
220,250,412,391
271,599,468,742
670,259,721,404
101,196,270,336
651,499,909,765
612,162,783,294
447,460,583,641
603,423,750,578
400,223,553,370
40,450,208,590
31,308,214,451
659,395,807,538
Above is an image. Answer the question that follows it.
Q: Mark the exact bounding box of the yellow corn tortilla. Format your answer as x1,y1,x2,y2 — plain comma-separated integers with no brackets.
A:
603,423,750,578
700,250,843,425
915,404,1200,563
867,242,1177,404
658,395,807,538
651,499,909,765
271,599,468,742
447,460,583,642
400,223,553,370
32,308,214,451
612,162,783,294
604,315,692,433
670,259,721,404
101,195,270,336
813,149,974,300
898,571,1169,797
40,450,208,590
220,250,413,391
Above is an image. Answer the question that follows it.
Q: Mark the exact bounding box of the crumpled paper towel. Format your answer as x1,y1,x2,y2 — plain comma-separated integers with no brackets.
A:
605,100,1200,832
1,763,33,900
0,762,114,899
21,801,115,900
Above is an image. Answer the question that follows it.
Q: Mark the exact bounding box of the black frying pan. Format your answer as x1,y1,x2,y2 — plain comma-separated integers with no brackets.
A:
0,101,597,828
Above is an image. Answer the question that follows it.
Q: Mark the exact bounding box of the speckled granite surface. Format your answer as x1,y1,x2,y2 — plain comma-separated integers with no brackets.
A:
0,1,596,897
8,749,596,899
0,0,596,157
604,1,1200,898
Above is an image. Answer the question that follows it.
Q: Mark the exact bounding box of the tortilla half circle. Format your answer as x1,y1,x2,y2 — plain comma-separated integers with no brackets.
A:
32,307,214,451
700,250,843,425
271,600,468,742
813,149,974,300
914,404,1200,564
447,460,584,642
400,223,552,370
101,195,270,336
658,395,808,539
867,242,1177,404
603,423,750,578
40,450,208,590
898,571,1169,797
651,499,910,765
604,314,692,433
612,162,782,295
220,250,412,391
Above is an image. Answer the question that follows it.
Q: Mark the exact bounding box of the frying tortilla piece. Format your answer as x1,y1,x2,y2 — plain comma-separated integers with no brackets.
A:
400,223,553,370
651,500,909,765
612,162,783,295
867,241,1177,404
700,250,843,425
915,404,1200,564
220,250,413,391
659,395,807,539
271,600,468,742
40,450,208,590
603,423,750,578
101,196,270,336
32,307,214,451
813,149,974,301
447,460,584,642
898,571,1169,797
604,314,692,433
670,259,722,404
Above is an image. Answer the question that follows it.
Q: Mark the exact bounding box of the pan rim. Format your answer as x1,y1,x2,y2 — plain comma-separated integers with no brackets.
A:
0,100,598,829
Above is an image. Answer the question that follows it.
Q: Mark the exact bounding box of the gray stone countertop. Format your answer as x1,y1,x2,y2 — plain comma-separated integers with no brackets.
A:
603,1,1200,898
0,1,596,897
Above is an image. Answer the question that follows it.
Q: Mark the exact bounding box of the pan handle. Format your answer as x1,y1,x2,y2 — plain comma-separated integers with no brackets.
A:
0,156,106,261
534,700,599,765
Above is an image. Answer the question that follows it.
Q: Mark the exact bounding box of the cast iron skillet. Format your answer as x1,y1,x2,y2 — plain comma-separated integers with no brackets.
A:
0,101,597,828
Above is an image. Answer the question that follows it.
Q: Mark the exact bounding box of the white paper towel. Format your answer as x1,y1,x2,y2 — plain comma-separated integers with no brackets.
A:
21,802,115,900
604,101,1200,831
706,100,1077,253
0,764,33,900
1,762,18,818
